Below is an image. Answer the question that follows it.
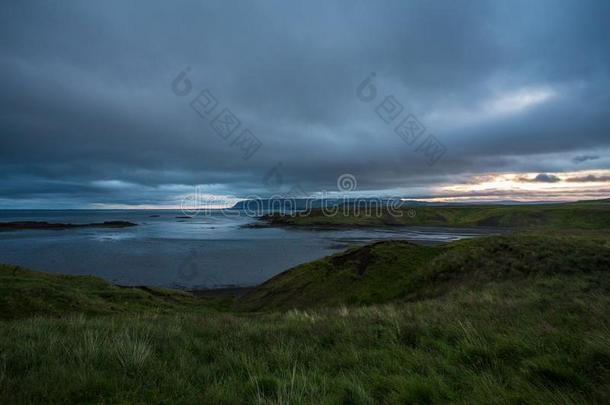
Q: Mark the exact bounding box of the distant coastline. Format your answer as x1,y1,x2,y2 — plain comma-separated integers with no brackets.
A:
0,220,137,231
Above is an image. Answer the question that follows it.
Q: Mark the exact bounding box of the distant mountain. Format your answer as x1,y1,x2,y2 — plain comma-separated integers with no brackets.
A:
229,197,578,212
231,198,403,211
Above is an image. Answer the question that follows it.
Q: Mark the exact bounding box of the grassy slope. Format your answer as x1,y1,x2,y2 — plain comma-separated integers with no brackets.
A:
237,234,610,311
0,265,231,320
1,234,610,403
263,200,610,229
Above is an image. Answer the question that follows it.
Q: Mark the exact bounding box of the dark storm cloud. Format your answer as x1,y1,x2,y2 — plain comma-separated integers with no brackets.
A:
573,155,600,164
1,0,609,207
566,174,610,182
517,173,561,183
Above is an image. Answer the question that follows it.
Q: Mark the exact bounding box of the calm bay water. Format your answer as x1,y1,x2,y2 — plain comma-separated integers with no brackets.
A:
0,210,495,289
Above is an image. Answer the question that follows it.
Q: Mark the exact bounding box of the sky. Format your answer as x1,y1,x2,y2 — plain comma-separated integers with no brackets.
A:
1,0,609,208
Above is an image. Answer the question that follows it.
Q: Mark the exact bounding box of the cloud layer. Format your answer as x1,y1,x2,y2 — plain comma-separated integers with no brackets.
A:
1,0,609,207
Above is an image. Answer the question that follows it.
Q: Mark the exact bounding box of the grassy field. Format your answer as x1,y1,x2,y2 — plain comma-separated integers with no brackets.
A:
261,200,610,229
1,231,610,403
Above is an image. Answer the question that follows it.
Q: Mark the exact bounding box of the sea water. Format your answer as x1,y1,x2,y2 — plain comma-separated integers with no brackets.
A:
0,210,497,289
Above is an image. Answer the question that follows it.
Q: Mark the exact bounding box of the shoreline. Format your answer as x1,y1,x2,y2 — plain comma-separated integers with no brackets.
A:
247,217,513,233
116,283,254,298
0,220,137,231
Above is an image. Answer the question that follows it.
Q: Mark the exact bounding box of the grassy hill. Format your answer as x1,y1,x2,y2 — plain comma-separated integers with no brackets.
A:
1,233,610,403
237,234,610,311
0,265,230,320
262,200,610,229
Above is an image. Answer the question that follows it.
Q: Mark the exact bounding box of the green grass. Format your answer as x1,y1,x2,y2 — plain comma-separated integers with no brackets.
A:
0,265,231,320
262,200,610,229
1,233,609,403
237,234,610,311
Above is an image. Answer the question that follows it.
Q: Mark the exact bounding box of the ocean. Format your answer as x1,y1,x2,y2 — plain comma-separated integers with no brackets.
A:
0,210,493,289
